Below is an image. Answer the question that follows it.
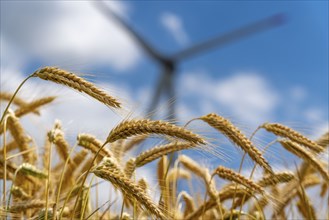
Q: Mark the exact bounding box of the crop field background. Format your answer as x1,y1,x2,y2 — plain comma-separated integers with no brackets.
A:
0,1,328,219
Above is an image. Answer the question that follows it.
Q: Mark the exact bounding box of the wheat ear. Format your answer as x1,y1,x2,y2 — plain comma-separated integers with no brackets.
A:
32,66,121,108
123,158,136,178
77,133,113,158
213,166,264,194
316,131,329,148
6,111,36,164
16,163,48,179
92,157,167,219
320,182,327,197
296,191,317,220
185,187,252,220
0,140,18,154
137,178,148,192
14,96,56,117
261,123,323,153
232,172,295,209
123,135,148,153
181,191,195,217
9,200,47,212
1,92,43,117
274,176,321,217
167,168,191,182
201,113,273,174
179,155,217,200
135,142,195,167
107,119,205,144
10,186,30,200
0,92,29,107
47,121,70,163
279,139,329,182
157,156,169,210
258,171,295,187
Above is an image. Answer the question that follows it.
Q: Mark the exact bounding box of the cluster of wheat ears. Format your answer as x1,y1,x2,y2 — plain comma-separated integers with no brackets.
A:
0,66,328,220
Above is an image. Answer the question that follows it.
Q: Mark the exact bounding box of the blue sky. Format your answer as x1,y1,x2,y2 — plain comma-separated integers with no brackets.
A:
1,1,328,214
115,1,328,92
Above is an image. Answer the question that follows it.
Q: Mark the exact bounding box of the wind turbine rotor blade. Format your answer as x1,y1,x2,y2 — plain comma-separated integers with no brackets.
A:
166,74,176,122
171,13,287,61
94,1,164,62
146,69,171,118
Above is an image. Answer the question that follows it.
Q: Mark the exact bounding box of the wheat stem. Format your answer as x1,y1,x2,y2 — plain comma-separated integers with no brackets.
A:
45,141,53,220
71,141,108,218
54,142,78,218
0,75,33,126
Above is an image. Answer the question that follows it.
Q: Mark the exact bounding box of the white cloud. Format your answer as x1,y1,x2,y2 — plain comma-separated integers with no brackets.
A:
180,71,279,126
160,12,189,45
1,1,140,71
290,86,307,102
304,107,325,122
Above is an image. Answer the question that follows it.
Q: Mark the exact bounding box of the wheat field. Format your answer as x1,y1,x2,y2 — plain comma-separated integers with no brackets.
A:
0,67,328,219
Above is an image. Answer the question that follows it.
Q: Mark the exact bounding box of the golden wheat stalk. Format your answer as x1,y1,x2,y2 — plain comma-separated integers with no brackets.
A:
292,130,329,188
213,166,264,194
249,195,269,214
282,130,329,207
92,158,167,219
0,92,29,107
274,175,321,217
135,142,195,167
17,163,48,179
10,186,31,200
320,182,327,197
296,191,317,220
279,139,329,182
6,111,36,164
157,155,170,211
60,150,90,191
167,168,191,182
316,131,329,148
110,139,125,161
32,66,121,108
181,191,195,217
9,200,47,212
178,155,217,200
219,185,254,201
222,209,248,220
0,140,18,154
14,96,56,118
0,159,17,177
185,199,214,220
77,133,113,158
47,121,70,163
137,178,148,192
96,157,123,175
123,158,136,178
123,135,148,153
258,171,295,187
201,113,273,173
185,187,252,220
233,172,295,208
72,150,89,167
261,123,323,153
106,119,205,144
0,92,40,116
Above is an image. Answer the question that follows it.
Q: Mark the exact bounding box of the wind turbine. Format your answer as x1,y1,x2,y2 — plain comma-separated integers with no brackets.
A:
94,1,286,122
